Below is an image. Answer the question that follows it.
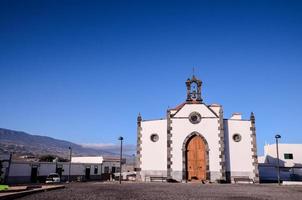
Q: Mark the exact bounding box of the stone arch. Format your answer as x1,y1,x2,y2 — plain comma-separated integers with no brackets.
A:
182,132,210,181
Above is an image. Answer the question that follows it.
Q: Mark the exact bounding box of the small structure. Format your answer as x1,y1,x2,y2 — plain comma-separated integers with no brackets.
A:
259,144,302,182
71,156,103,164
71,156,103,181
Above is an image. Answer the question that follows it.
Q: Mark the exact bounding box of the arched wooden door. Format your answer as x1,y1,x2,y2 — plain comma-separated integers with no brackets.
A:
186,135,206,181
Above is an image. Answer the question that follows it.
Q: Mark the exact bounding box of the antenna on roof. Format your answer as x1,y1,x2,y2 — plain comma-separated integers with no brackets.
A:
192,67,195,76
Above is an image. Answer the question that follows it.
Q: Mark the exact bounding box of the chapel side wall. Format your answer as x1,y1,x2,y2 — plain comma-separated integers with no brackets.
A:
224,119,254,181
140,119,167,181
170,104,221,182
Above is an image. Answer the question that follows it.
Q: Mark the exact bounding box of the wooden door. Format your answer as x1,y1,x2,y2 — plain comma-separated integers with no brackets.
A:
187,135,206,181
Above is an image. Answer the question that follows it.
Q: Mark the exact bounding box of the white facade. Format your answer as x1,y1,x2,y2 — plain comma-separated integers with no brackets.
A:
262,144,302,167
140,119,167,172
169,104,222,181
258,144,302,182
137,76,259,183
5,156,121,184
224,118,255,177
7,161,102,184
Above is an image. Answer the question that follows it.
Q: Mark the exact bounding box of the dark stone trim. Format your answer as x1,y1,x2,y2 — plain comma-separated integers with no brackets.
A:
167,110,173,179
218,107,226,181
182,132,210,182
207,105,220,118
250,112,260,183
136,113,142,181
142,118,166,122
172,116,218,119
171,103,218,118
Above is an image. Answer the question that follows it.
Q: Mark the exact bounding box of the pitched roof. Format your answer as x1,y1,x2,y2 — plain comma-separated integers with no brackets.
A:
169,100,202,111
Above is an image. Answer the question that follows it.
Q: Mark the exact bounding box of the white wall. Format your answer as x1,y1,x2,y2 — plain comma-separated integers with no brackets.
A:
9,163,32,176
39,163,56,176
224,119,254,175
171,104,221,179
141,119,167,171
71,156,103,164
8,161,104,177
171,119,221,172
9,162,57,177
262,144,302,167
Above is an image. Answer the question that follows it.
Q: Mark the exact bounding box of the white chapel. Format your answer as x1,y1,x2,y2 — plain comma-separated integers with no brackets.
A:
136,75,259,183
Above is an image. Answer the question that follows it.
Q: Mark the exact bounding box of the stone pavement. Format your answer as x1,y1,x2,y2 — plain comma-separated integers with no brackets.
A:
0,185,65,200
16,182,302,200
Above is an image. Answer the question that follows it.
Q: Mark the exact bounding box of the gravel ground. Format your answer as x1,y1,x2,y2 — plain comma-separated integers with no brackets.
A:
18,182,302,200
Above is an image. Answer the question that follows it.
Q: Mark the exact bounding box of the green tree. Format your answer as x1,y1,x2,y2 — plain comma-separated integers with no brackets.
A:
39,155,56,162
38,155,68,162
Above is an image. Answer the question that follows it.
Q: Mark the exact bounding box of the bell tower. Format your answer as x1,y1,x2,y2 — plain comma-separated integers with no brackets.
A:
185,75,203,102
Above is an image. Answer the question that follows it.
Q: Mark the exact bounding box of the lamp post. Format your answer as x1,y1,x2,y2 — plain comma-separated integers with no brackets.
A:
118,136,123,184
132,154,135,171
275,134,281,185
68,146,72,183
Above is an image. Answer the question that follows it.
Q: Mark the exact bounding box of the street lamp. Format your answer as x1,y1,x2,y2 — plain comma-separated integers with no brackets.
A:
275,134,281,185
68,146,72,183
118,136,123,184
132,154,135,171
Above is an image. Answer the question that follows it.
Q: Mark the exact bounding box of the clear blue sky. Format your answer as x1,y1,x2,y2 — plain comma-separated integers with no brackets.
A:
1,0,302,155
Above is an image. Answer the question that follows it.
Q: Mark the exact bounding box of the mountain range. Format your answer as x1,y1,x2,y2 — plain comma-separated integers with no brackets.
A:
0,128,134,159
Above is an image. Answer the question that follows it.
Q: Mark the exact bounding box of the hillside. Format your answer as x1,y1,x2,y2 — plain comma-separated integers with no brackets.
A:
0,128,119,158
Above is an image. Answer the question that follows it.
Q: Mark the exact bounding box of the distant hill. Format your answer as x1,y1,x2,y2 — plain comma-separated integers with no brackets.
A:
0,128,121,158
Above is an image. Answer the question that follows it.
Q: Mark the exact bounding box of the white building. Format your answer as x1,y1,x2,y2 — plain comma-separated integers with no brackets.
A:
136,75,259,183
259,144,302,182
3,156,121,184
261,144,302,167
71,156,103,164
7,160,102,184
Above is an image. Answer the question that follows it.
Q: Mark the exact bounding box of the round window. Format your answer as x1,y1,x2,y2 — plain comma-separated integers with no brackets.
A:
232,134,242,142
150,134,159,142
189,112,201,124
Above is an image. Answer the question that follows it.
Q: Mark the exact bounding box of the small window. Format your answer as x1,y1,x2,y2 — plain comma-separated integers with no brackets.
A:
150,134,159,142
232,134,242,142
284,153,293,160
94,166,98,174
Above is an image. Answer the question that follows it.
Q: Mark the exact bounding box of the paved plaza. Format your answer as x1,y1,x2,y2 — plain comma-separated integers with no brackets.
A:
18,182,302,200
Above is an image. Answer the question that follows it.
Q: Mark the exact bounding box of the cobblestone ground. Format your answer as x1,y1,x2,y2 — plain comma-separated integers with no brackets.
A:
19,182,302,200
